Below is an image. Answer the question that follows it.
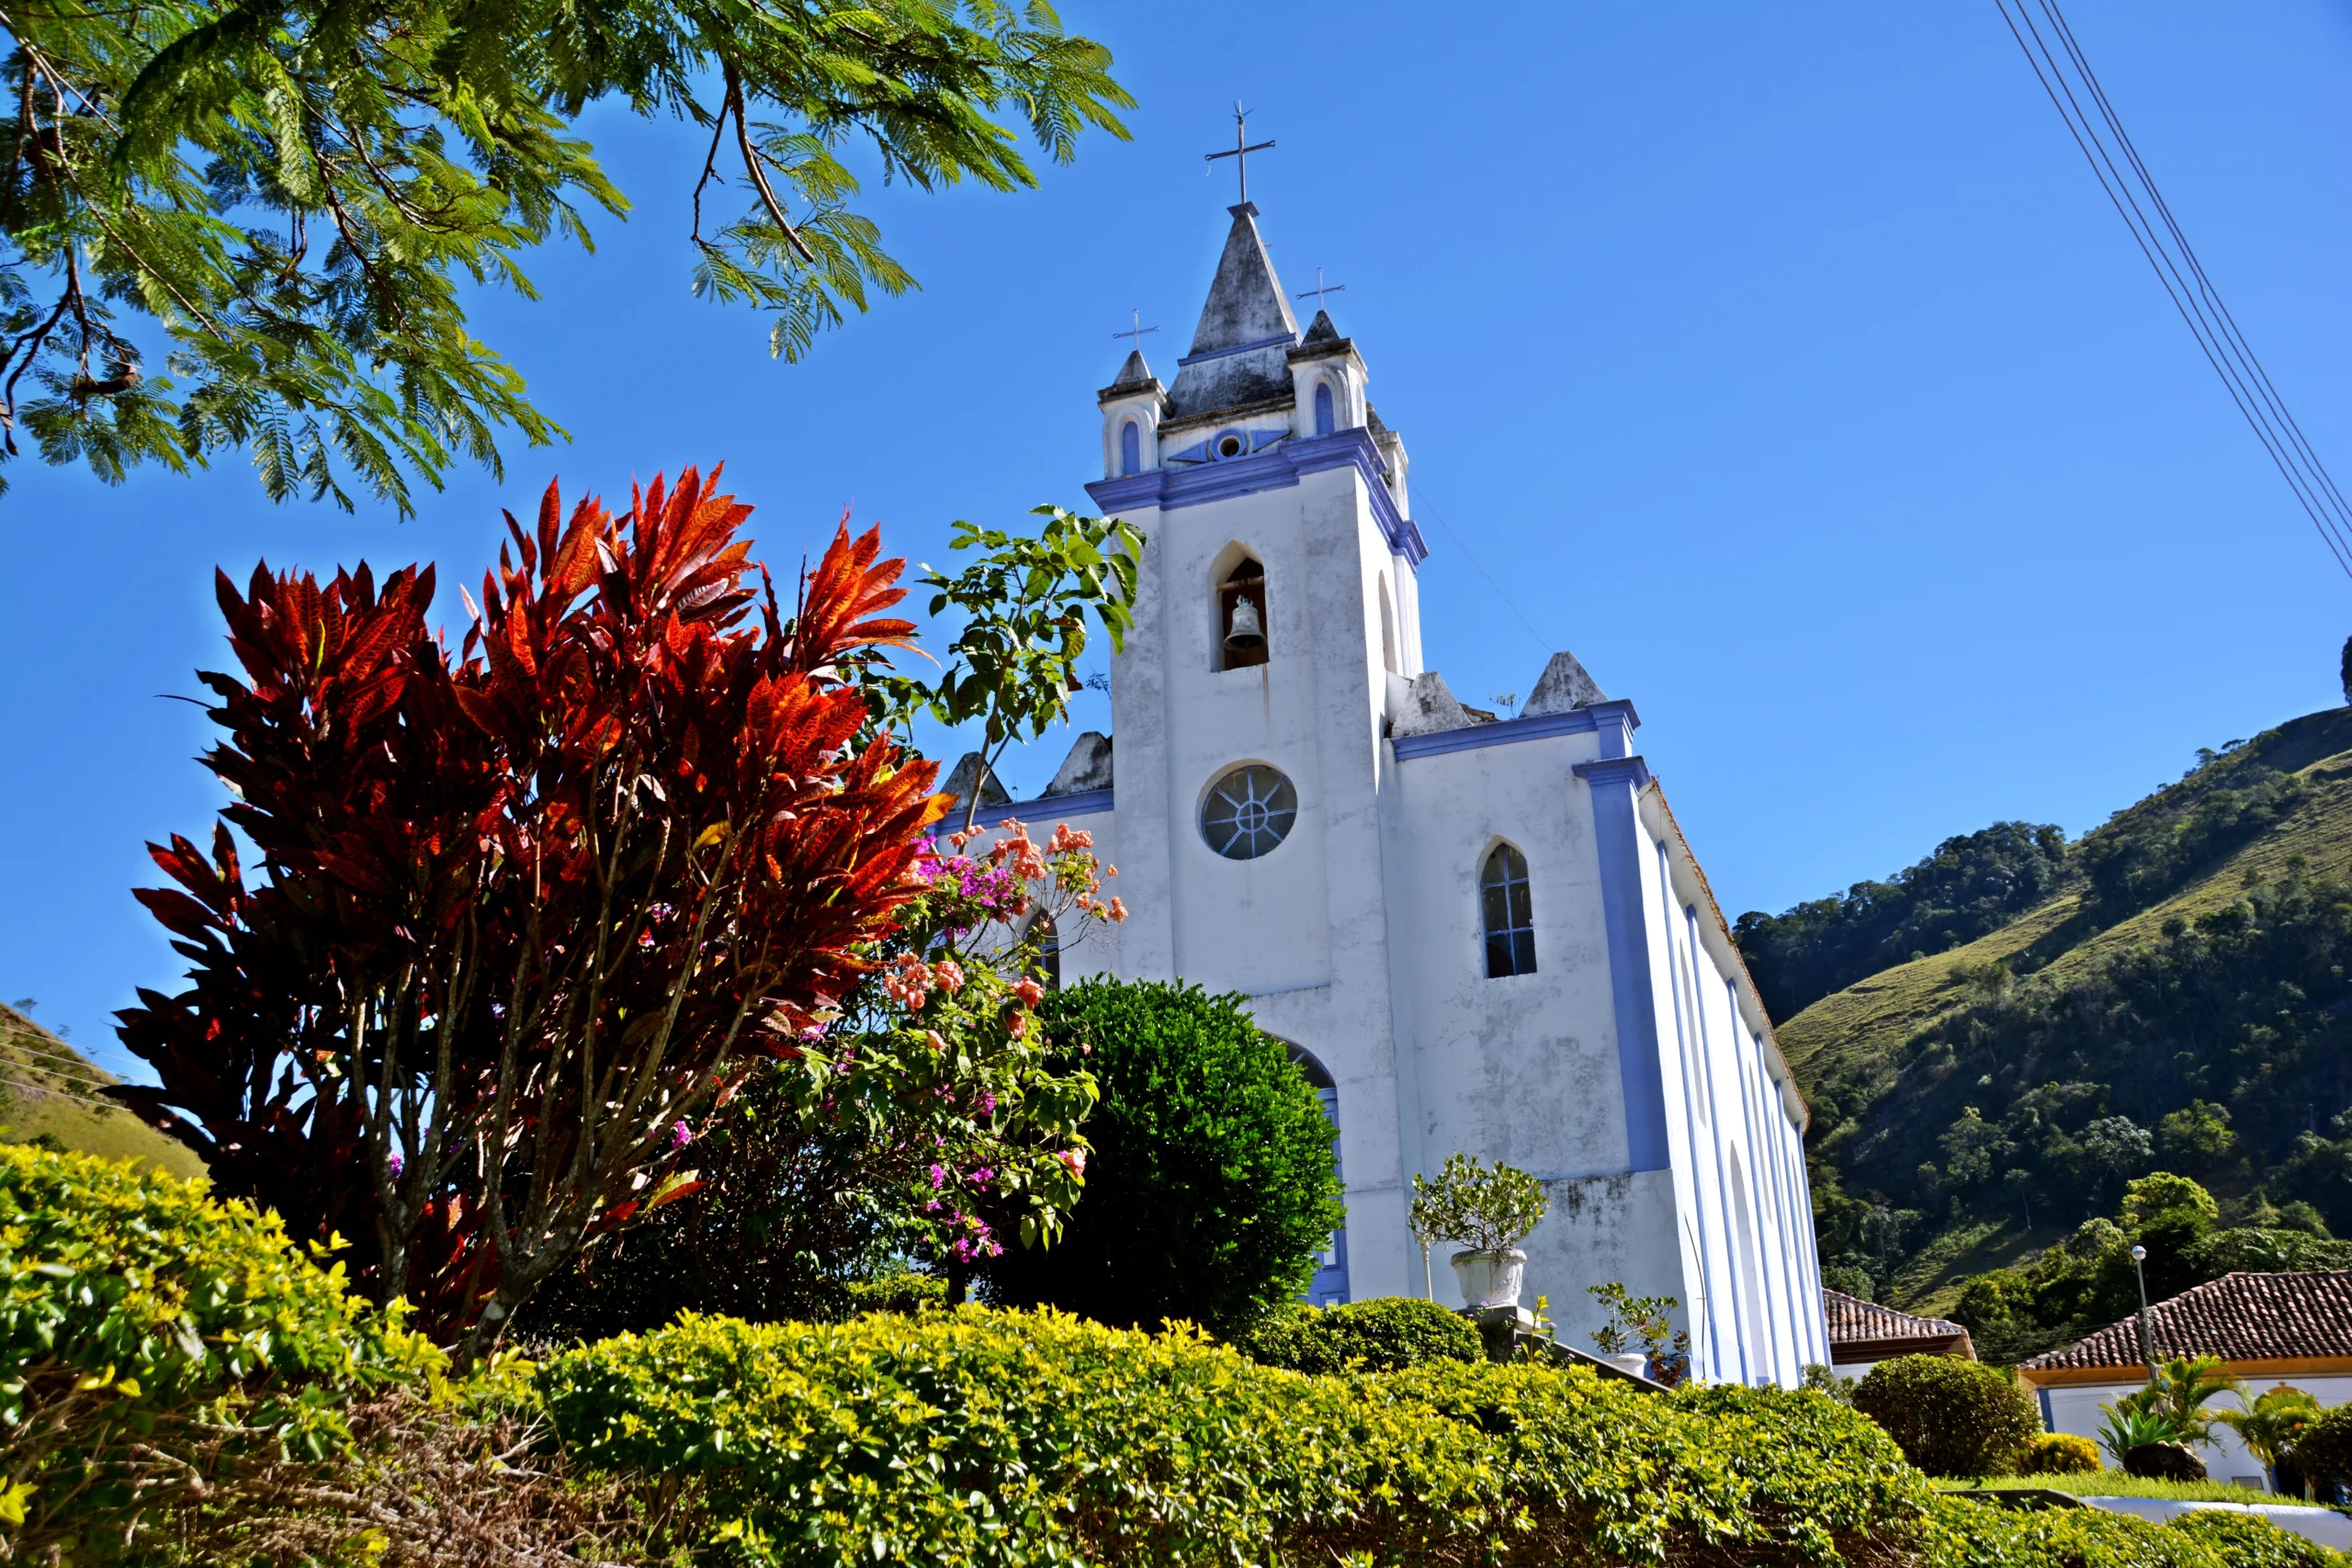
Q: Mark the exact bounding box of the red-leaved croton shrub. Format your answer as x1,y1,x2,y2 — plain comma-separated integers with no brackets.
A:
113,468,950,1359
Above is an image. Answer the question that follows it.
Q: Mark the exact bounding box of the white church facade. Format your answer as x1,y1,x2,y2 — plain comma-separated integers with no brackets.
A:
969,200,1831,1387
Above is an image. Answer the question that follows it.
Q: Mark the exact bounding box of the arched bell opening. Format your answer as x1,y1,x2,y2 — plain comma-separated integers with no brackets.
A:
1217,556,1269,671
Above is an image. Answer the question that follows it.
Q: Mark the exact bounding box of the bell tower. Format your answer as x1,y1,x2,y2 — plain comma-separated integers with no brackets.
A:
1084,197,1430,1300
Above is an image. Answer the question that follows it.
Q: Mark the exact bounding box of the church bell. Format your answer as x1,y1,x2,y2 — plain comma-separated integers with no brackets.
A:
1224,595,1266,654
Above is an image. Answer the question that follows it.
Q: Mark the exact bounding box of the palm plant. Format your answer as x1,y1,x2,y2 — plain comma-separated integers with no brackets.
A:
2138,1355,2249,1446
2215,1387,2323,1495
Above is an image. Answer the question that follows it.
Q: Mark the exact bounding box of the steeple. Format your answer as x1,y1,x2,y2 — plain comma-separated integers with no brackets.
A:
1167,204,1300,419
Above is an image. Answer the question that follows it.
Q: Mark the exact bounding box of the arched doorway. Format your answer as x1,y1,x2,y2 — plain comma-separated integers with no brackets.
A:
1288,1043,1350,1305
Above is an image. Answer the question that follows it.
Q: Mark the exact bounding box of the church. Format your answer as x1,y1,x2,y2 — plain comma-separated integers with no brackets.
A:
961,197,1831,1388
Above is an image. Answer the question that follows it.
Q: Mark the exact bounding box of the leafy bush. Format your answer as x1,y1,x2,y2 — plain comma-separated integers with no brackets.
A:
2124,1442,2209,1483
537,1307,1928,1568
976,979,1342,1336
1852,1354,2041,1477
1235,1297,1481,1375
2167,1510,2346,1568
1919,1493,2326,1568
0,1145,438,1562
2016,1432,2102,1475
2290,1401,2352,1492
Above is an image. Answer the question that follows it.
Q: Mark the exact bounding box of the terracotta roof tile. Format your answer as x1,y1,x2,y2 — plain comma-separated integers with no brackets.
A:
2018,1270,2352,1371
1823,1289,1969,1347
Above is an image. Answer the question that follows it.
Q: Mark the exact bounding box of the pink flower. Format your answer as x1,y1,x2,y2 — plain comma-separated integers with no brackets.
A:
1057,1147,1087,1178
1106,897,1128,923
924,1030,947,1053
671,1120,693,1149
1012,976,1045,1009
932,960,966,994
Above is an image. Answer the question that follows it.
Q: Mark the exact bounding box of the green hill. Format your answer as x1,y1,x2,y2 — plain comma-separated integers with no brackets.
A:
0,1003,203,1180
1746,706,2352,1346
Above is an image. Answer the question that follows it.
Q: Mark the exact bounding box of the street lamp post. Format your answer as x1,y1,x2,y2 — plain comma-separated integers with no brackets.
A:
2131,1244,2154,1371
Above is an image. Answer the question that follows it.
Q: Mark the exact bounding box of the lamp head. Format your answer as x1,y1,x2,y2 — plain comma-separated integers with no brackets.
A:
2131,1245,2147,1262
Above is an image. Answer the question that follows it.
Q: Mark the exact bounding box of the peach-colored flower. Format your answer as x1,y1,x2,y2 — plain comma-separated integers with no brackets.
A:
1012,976,1046,1009
1107,897,1128,923
932,959,966,994
1057,1147,1088,1178
924,1030,947,1053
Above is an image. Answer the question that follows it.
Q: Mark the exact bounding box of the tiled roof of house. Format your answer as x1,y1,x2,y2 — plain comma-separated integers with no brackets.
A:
2018,1270,2352,1371
1823,1289,1972,1351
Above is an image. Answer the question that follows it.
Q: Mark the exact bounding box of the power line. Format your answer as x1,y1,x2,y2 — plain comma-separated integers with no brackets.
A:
1408,479,1556,660
0,1071,123,1115
1994,0,2352,580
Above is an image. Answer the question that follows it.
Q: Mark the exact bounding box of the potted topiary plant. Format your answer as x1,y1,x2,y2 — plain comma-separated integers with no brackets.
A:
1409,1154,1547,1314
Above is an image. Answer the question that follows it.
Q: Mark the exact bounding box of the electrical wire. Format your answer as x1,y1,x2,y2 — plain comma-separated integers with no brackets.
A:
0,1071,123,1115
1406,479,1556,661
0,1042,119,1089
1994,0,2352,580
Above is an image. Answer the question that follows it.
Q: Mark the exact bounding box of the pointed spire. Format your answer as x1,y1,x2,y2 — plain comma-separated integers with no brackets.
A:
1301,308,1340,345
1168,205,1300,418
1187,204,1297,355
1109,348,1154,389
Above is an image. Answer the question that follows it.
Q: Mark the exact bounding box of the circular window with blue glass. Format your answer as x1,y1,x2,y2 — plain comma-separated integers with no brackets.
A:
1201,763,1298,861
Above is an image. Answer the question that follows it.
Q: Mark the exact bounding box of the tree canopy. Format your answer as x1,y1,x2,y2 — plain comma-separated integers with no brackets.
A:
0,0,1129,508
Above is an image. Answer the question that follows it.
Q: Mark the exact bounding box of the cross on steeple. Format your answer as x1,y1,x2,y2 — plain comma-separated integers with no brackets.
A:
1113,307,1159,352
1296,267,1346,309
1204,101,1275,207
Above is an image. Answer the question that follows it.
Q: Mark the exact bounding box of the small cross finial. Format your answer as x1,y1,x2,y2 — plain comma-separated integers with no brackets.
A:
1113,307,1159,352
1204,100,1275,207
1296,267,1346,309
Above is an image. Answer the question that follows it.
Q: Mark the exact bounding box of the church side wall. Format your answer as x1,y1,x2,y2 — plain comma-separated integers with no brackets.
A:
1384,730,1683,1337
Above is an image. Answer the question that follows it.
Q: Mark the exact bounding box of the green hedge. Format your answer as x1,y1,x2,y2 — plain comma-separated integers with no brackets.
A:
1923,1495,2347,1568
537,1305,1927,1568
1235,1296,1482,1375
0,1145,438,1562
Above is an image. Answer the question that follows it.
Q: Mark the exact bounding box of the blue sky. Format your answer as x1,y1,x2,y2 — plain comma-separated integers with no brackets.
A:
10,3,2352,1075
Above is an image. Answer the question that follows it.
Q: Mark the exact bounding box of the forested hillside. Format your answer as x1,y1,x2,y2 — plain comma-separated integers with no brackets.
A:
1741,706,2352,1360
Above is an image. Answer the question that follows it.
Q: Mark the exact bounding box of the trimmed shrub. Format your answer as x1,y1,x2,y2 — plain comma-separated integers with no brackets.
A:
977,979,1343,1335
2167,1510,2346,1568
0,1145,438,1562
1852,1353,2041,1477
2292,1401,2352,1493
1922,1493,2264,1568
537,1306,1928,1568
2016,1430,2103,1475
1236,1296,1482,1374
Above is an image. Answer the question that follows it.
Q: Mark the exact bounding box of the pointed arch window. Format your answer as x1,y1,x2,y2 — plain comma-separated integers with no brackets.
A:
1120,420,1141,477
1481,844,1536,977
1218,557,1269,671
1313,382,1335,436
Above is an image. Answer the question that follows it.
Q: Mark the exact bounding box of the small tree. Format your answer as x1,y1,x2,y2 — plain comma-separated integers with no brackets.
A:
2216,1387,2321,1495
976,979,1342,1337
1408,1154,1547,1255
1850,1354,2040,1477
114,470,951,1359
1588,1281,1692,1387
870,507,1143,831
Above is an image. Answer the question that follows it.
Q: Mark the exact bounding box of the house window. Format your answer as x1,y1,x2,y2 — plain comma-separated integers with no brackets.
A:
1120,420,1141,476
1481,844,1536,977
1025,910,1061,990
1314,381,1335,436
1218,558,1269,670
1202,763,1297,861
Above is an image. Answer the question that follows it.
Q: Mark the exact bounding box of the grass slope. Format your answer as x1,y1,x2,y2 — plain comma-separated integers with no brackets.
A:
0,1005,202,1180
1780,706,2352,1314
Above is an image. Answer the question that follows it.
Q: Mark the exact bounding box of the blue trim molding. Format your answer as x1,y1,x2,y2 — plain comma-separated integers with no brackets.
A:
984,786,1114,825
1086,429,1430,567
1575,755,1670,1172
1391,698,1643,761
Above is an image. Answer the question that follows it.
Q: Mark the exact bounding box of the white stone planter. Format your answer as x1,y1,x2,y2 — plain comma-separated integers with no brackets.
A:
1449,1247,1526,1310
1602,1351,1650,1378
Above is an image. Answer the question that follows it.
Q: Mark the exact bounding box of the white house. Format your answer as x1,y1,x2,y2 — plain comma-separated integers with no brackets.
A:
2017,1270,2352,1492
964,198,1829,1385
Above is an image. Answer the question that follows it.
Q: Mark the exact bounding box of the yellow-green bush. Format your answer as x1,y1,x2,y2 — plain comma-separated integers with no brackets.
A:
2018,1431,2106,1475
536,1305,1928,1568
0,1145,438,1562
1235,1295,1482,1375
1922,1494,2348,1568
